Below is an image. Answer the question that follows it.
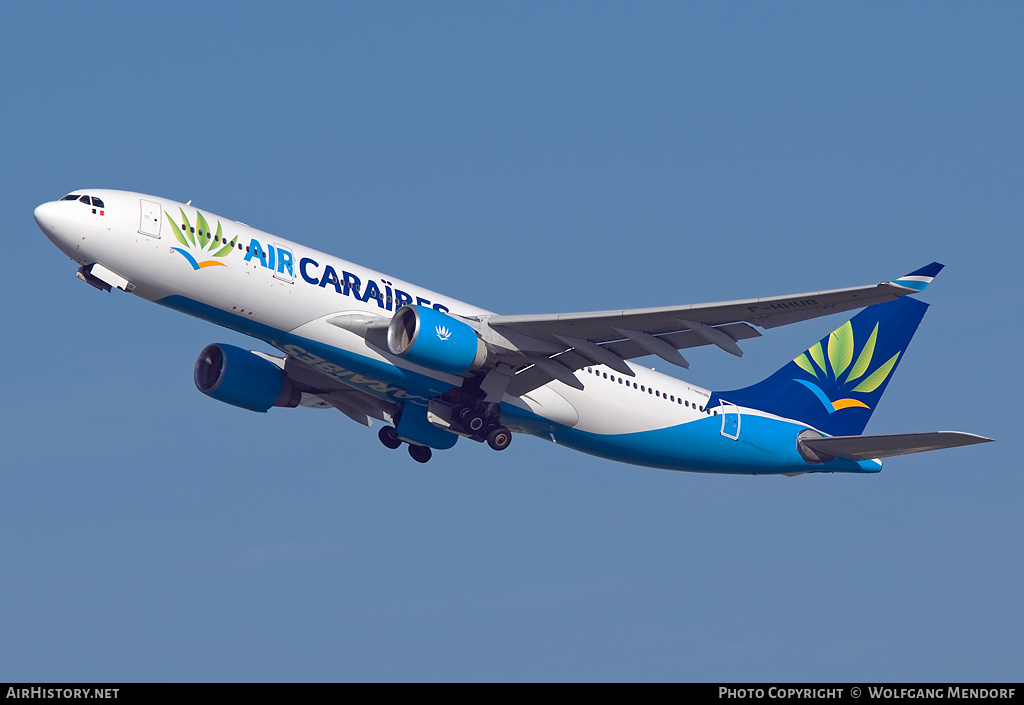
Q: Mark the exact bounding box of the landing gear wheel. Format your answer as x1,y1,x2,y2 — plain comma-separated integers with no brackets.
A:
408,444,432,463
486,426,512,451
378,425,402,450
465,412,487,435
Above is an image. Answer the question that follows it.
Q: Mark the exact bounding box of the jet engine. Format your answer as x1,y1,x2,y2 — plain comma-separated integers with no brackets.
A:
194,343,300,412
387,305,490,375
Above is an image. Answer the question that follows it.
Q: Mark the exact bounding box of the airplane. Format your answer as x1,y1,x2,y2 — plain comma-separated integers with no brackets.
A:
34,189,992,474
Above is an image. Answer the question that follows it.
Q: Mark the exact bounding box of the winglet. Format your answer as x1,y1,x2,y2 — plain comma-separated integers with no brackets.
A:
891,262,944,292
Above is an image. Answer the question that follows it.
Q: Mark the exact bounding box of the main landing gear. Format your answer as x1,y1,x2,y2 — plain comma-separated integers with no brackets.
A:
377,424,434,463
452,403,512,452
408,444,432,464
376,412,512,463
378,425,402,449
377,380,515,463
485,425,512,452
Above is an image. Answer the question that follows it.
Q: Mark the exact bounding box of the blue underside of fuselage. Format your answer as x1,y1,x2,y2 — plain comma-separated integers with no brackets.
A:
158,295,882,475
529,414,879,474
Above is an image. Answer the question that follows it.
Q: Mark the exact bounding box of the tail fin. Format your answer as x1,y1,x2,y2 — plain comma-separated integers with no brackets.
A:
709,295,931,437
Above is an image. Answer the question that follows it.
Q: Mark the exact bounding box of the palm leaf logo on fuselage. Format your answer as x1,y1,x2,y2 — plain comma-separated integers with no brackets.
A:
166,209,237,270
792,321,900,413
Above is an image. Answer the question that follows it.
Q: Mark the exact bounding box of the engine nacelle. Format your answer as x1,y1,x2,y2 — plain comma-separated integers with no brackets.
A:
387,305,489,375
194,344,300,413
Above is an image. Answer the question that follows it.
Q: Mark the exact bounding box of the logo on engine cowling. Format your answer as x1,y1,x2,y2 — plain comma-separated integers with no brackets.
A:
435,325,452,341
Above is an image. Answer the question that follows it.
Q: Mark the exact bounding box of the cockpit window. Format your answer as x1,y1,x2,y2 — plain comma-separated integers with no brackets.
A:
91,197,104,208
79,195,91,204
60,194,80,201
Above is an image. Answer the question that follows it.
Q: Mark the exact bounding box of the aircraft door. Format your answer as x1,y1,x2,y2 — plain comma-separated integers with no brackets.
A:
720,400,740,440
273,243,294,283
139,200,162,238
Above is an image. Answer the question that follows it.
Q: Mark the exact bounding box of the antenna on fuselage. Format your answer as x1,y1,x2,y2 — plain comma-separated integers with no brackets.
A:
186,199,192,206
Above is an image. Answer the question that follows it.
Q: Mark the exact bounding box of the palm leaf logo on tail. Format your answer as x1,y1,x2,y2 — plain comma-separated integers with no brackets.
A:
793,321,901,413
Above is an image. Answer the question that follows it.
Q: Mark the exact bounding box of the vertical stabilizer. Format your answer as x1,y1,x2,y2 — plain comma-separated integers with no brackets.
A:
709,296,930,437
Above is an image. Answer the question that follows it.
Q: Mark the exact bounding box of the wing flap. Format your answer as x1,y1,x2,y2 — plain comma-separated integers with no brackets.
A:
602,322,761,362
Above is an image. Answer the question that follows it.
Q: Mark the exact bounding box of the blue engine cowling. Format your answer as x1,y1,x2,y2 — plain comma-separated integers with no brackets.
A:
387,305,489,375
194,344,301,412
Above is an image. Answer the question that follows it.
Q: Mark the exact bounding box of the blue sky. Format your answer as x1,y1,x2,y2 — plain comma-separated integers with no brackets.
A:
2,2,1021,681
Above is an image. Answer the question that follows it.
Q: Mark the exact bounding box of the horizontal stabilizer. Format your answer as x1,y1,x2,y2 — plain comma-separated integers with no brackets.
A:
799,431,992,461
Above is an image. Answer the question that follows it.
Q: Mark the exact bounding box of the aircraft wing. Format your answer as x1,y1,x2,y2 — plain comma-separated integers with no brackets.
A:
479,263,944,395
283,355,399,427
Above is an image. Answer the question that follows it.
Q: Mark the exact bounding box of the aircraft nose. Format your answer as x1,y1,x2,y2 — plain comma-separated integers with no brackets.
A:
34,201,63,235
